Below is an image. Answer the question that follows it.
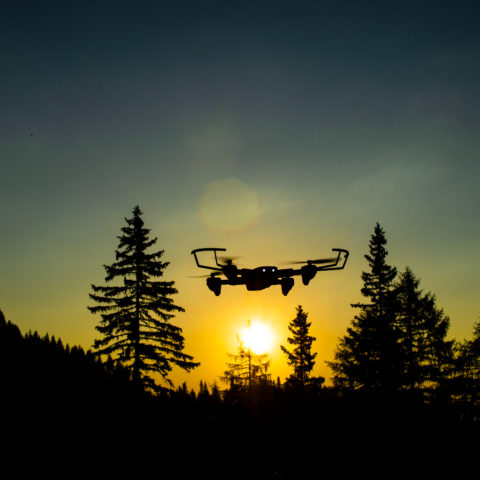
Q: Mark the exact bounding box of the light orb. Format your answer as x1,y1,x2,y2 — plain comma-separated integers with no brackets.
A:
239,321,274,354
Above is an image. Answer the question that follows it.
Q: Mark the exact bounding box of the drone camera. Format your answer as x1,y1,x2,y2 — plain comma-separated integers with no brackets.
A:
301,264,317,285
207,276,222,296
281,277,294,296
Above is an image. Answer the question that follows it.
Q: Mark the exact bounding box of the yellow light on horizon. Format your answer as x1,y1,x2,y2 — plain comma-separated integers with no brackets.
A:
239,320,275,354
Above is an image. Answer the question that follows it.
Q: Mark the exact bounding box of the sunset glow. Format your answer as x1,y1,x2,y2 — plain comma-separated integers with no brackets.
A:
239,320,275,354
1,1,479,395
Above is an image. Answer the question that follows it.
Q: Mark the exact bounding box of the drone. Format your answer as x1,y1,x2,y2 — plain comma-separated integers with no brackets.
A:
190,247,349,296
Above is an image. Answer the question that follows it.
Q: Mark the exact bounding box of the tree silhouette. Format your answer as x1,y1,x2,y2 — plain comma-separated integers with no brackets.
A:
281,305,317,390
198,379,210,402
328,222,403,391
453,319,480,414
222,337,271,391
458,320,480,379
88,206,198,392
394,267,453,393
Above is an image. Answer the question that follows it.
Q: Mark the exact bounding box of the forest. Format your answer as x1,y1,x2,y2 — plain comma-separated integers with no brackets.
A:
2,207,479,477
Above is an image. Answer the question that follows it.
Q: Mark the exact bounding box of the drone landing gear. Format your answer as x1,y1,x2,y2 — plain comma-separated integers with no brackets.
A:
207,276,222,296
281,277,294,296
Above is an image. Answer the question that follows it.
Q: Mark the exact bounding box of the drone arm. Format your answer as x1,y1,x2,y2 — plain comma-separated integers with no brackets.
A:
274,268,298,278
191,248,226,271
317,248,349,271
213,249,226,268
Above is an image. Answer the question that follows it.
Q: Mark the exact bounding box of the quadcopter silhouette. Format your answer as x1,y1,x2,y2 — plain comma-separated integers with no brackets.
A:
191,247,349,296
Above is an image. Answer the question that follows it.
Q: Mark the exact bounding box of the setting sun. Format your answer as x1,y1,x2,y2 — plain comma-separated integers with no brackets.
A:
239,320,275,354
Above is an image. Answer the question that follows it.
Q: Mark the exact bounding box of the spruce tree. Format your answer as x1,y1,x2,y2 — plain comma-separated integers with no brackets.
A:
281,305,317,390
453,319,480,409
210,381,222,406
198,380,210,402
328,222,402,391
222,338,271,390
88,206,199,392
460,320,480,379
394,267,453,392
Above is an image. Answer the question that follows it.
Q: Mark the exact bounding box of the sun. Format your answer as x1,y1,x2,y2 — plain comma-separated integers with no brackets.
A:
239,320,274,354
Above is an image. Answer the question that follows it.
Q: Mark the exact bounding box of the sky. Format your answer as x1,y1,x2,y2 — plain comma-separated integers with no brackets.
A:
1,0,479,389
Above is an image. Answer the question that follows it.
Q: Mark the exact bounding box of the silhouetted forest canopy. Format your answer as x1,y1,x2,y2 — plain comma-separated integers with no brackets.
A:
2,219,479,477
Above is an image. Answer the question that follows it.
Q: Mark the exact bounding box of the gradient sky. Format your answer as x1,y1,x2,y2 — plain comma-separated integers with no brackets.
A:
1,1,479,389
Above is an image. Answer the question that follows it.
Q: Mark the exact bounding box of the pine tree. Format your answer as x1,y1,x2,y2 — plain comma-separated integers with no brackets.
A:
222,337,270,391
453,319,480,411
394,267,453,392
88,206,199,392
210,381,222,406
281,305,317,390
198,380,210,401
328,222,402,391
459,320,480,380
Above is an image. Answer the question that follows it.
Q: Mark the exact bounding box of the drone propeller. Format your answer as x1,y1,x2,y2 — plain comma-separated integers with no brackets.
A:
308,257,338,265
218,255,242,265
188,271,223,278
281,257,337,265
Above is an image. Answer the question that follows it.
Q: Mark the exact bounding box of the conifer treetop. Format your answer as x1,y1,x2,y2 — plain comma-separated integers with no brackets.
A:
88,205,198,392
281,305,317,388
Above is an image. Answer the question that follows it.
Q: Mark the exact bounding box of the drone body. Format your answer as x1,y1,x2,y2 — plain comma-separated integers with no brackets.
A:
191,247,349,296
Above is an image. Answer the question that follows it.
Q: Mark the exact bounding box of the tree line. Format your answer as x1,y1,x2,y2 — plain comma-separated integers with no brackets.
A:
2,206,480,476
84,206,480,409
3,206,479,406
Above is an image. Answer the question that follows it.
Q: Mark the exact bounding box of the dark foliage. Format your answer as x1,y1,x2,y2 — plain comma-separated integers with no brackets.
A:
452,319,480,420
1,309,478,478
88,205,198,391
329,223,457,401
394,267,454,393
281,305,319,390
329,222,403,390
0,309,148,473
2,220,479,477
221,337,271,391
